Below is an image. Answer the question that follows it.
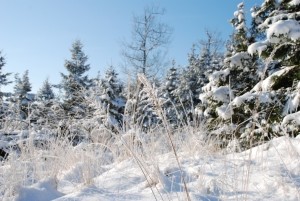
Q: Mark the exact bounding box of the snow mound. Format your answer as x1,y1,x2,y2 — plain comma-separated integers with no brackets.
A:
3,136,300,201
15,178,64,201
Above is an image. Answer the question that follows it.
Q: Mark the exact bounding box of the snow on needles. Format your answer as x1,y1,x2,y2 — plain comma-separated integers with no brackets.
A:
232,91,273,107
267,20,300,43
216,104,233,120
248,41,268,56
282,111,300,126
224,52,250,68
289,0,300,6
249,19,300,54
253,66,296,92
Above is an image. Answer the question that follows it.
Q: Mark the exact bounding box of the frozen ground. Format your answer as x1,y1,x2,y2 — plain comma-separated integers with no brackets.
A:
3,135,299,201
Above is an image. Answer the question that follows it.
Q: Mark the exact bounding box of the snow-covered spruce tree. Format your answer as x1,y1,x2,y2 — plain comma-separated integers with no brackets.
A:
247,0,300,138
0,51,11,95
198,31,224,75
29,78,60,130
176,32,224,124
60,40,92,118
124,72,162,131
250,0,278,41
198,2,260,149
13,70,32,119
0,51,12,126
37,78,55,101
134,79,161,131
160,60,183,126
173,46,199,122
88,66,125,131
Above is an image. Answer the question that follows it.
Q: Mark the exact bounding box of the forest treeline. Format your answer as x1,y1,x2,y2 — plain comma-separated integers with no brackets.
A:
0,1,299,150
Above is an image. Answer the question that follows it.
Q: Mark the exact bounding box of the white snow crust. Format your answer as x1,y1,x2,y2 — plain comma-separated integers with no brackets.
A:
267,20,300,43
5,136,300,201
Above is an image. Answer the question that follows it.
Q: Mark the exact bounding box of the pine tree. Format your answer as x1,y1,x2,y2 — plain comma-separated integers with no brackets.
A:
135,77,161,130
29,78,58,129
160,61,182,126
226,2,259,95
173,45,206,123
90,66,125,130
13,70,32,119
0,51,11,123
247,0,300,138
14,70,31,100
176,32,224,123
37,78,55,101
197,2,261,149
250,0,278,40
0,51,11,92
60,40,92,118
173,67,195,122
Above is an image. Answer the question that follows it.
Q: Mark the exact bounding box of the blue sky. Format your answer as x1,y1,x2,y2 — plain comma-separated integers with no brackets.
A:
0,0,262,93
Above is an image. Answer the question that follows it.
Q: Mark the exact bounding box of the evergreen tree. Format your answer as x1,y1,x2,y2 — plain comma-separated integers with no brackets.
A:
174,67,195,122
197,2,260,148
14,70,32,101
0,51,11,92
176,32,224,123
135,75,161,130
250,0,278,40
13,70,32,119
60,40,92,118
0,51,11,124
29,78,57,129
160,61,182,126
90,66,125,130
247,0,300,139
226,2,259,95
37,78,55,101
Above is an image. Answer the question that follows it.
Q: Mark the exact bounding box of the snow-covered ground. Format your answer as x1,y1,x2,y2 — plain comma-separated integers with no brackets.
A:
2,134,300,201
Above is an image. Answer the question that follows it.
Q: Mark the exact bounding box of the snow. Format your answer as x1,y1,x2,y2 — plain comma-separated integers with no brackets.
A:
282,111,300,126
208,68,229,83
283,91,300,115
248,41,268,56
15,178,64,201
0,140,9,150
216,104,233,120
200,85,233,106
225,52,251,69
232,91,273,107
267,20,300,43
237,2,244,8
212,86,232,103
253,66,296,92
289,0,300,6
236,22,246,31
6,136,300,201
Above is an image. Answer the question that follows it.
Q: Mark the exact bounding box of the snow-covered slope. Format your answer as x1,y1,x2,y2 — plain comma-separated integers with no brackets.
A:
8,136,300,201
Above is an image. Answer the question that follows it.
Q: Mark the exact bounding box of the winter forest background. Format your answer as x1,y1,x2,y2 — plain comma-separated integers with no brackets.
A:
1,1,300,200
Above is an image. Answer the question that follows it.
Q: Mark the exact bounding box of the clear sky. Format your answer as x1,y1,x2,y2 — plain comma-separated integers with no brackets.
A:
0,0,262,93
